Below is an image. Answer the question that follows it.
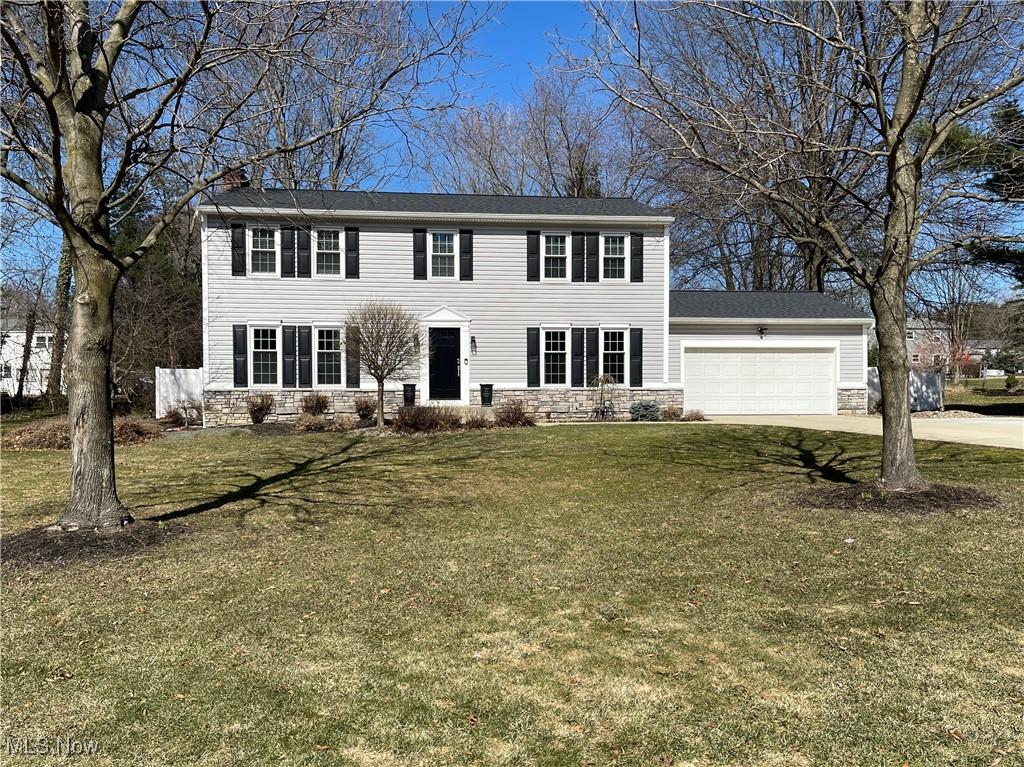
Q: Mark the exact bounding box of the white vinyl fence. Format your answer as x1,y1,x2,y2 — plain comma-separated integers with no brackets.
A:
867,367,944,412
155,367,203,419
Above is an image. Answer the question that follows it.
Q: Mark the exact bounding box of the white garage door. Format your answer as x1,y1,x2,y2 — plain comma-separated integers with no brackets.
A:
684,348,835,415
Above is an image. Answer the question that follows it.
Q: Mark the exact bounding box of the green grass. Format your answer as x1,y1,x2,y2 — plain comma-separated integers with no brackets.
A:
945,381,1024,417
2,425,1023,766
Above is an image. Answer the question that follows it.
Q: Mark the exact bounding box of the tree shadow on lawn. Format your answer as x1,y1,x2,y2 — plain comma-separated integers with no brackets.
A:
2,433,488,569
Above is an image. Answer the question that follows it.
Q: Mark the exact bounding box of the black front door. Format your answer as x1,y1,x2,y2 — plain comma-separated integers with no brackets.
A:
429,328,461,400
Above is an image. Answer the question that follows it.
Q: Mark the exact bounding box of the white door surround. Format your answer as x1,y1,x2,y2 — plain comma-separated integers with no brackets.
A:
682,339,838,415
418,305,471,405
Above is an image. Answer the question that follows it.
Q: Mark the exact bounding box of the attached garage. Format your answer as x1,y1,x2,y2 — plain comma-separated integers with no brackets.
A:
683,347,836,415
669,291,873,416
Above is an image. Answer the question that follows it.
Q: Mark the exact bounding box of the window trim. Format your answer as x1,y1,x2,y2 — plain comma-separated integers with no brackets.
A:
249,324,282,388
248,225,280,277
599,232,629,282
313,324,346,388
427,229,459,281
313,227,344,278
599,326,629,385
541,325,570,387
540,231,570,283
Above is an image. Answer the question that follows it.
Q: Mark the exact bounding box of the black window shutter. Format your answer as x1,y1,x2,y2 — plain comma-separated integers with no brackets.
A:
571,232,585,282
571,328,585,387
585,233,599,282
526,230,540,281
297,326,312,387
413,229,427,280
345,228,360,279
231,224,245,276
630,328,643,387
281,227,296,278
232,325,248,387
630,232,643,282
459,229,473,281
297,228,311,278
346,325,360,388
282,326,297,388
585,327,599,385
526,327,540,387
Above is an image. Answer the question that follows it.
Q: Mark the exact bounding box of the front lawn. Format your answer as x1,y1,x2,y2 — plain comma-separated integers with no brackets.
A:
2,426,1022,766
944,382,1024,416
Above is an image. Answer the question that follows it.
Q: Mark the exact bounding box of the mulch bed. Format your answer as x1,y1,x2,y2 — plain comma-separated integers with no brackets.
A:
1,521,190,570
798,481,998,514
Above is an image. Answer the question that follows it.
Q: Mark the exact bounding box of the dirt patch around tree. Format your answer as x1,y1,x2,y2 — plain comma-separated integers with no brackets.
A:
798,481,998,514
1,521,190,570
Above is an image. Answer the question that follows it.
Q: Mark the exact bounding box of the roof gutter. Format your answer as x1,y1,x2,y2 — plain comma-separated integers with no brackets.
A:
195,203,676,227
670,316,873,325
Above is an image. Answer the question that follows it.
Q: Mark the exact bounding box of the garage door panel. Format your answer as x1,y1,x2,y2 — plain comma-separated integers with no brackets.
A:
685,348,834,415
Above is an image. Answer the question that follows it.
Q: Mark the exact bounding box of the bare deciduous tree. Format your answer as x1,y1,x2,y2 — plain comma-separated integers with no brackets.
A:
578,0,1024,491
346,301,421,428
1,0,488,529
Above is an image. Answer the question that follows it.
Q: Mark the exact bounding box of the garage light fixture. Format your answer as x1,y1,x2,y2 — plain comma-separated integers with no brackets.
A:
757,326,767,339
470,336,478,355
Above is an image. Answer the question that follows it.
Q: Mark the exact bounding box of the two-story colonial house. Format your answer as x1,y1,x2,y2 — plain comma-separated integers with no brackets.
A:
198,189,871,425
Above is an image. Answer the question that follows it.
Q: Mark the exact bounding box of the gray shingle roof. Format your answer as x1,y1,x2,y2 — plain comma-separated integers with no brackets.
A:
202,187,667,219
670,290,870,320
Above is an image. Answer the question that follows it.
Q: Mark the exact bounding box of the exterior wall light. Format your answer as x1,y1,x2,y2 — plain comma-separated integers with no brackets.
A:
470,336,478,355
757,326,767,339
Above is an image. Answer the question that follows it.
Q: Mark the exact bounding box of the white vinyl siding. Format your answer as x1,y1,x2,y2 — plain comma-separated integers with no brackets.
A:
203,222,667,391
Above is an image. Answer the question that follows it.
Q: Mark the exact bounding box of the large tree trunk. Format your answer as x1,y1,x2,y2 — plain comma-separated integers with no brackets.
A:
57,252,132,530
46,238,73,397
870,268,929,491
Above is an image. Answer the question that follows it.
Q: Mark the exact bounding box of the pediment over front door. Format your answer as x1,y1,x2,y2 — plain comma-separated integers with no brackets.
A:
418,305,471,325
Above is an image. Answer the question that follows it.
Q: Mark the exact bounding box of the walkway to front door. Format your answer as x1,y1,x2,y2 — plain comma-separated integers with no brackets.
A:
429,327,461,400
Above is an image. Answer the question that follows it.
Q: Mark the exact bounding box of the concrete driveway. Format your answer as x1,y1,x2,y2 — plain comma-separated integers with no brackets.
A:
704,415,1024,450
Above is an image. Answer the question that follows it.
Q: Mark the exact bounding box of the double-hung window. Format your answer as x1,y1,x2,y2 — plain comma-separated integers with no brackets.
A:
316,229,342,275
906,330,915,340
543,329,567,385
252,327,278,385
250,227,277,274
35,334,51,349
543,234,568,280
602,234,627,280
601,329,626,384
430,232,456,278
317,328,343,385
1,363,11,379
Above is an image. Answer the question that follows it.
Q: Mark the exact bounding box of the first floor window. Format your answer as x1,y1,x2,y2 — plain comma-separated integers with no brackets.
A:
317,329,343,385
316,229,341,275
602,330,625,383
603,234,626,279
251,227,277,273
544,234,567,279
431,232,456,277
906,330,915,340
252,328,278,384
933,354,942,365
544,330,567,385
1,363,11,379
911,353,921,364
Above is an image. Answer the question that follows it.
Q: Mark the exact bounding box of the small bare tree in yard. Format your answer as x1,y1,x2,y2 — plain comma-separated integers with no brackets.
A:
346,302,421,428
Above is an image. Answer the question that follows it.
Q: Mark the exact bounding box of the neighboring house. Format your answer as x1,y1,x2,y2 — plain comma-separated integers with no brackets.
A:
196,189,872,424
903,318,950,369
0,318,54,397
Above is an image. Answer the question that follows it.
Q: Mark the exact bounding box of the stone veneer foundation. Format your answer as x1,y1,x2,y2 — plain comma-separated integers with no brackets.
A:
204,387,686,426
837,387,868,414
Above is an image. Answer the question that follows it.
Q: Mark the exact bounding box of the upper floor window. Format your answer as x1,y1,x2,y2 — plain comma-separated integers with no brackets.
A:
316,230,342,275
431,232,456,278
933,354,942,365
602,234,627,280
543,329,567,385
911,353,921,364
906,330,915,340
250,228,277,274
252,327,278,385
317,328,343,385
543,234,568,280
601,329,626,383
34,334,51,349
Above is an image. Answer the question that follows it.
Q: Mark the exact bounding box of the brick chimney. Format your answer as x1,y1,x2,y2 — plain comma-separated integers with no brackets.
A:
220,167,249,192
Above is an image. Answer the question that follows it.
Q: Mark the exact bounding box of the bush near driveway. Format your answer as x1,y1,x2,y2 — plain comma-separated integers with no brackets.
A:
2,416,162,450
2,425,1021,766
